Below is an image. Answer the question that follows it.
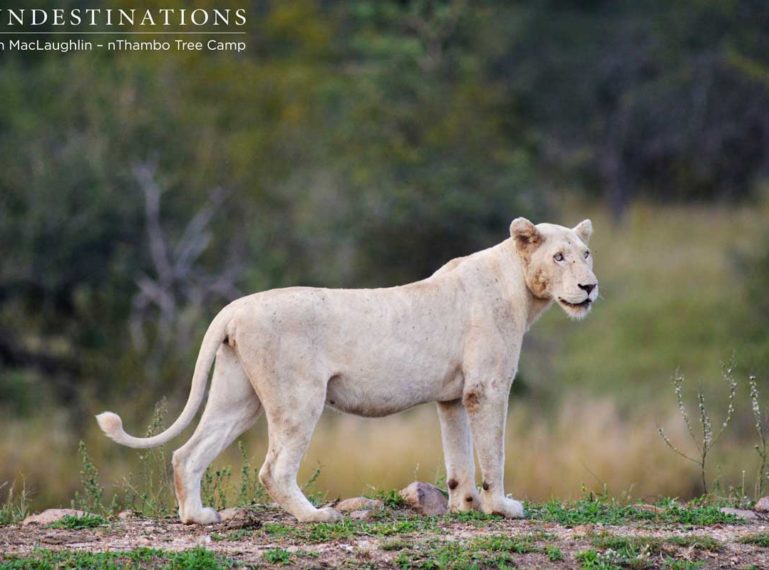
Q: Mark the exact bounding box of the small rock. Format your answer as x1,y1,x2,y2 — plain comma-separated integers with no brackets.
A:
572,524,595,536
22,509,86,526
219,508,245,522
720,507,757,520
399,482,447,516
336,497,384,513
197,534,212,546
754,497,769,513
349,510,374,520
218,507,262,530
117,510,135,520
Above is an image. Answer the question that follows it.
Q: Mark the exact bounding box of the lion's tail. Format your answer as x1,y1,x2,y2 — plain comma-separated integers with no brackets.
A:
95,305,233,449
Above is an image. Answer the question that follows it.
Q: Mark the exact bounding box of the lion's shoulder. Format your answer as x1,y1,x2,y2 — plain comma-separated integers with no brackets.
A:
431,255,470,277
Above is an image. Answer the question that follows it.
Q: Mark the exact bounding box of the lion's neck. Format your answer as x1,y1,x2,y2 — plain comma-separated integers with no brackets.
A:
462,240,546,330
525,295,552,329
493,239,553,330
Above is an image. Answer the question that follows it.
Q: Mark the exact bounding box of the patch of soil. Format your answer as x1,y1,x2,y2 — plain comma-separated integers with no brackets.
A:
2,506,769,568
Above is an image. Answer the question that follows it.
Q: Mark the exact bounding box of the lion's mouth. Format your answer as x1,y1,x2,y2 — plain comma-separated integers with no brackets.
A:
559,298,592,310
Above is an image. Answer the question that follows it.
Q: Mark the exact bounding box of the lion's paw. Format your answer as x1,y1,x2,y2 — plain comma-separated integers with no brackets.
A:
299,507,342,523
484,497,525,519
449,490,482,513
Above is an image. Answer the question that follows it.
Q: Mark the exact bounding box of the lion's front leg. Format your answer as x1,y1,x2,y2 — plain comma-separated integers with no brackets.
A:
462,380,524,519
436,400,481,512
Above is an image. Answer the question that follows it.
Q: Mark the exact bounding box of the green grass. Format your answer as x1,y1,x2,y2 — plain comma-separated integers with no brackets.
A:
575,549,621,570
663,561,704,570
580,531,721,569
535,204,767,406
393,533,557,569
394,539,517,570
0,547,233,570
369,488,407,509
471,534,538,554
665,535,722,551
0,482,29,526
263,548,292,565
588,534,664,568
48,513,107,530
546,545,564,561
381,539,410,551
450,510,498,523
526,497,742,527
2,492,755,569
222,528,256,542
739,532,769,547
0,494,762,570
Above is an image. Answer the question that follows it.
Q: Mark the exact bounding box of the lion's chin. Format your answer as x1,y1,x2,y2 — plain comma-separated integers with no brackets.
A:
557,298,592,320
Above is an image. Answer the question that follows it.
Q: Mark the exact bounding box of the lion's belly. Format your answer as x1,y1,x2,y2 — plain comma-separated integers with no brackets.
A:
324,364,464,418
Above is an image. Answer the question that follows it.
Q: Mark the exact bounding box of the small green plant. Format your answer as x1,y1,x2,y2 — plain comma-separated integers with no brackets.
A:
370,487,407,509
237,440,268,506
657,363,738,494
116,399,175,517
749,375,769,497
137,398,173,515
263,522,297,539
575,548,621,569
73,440,106,514
203,443,283,511
0,480,29,525
546,545,564,561
263,547,293,565
202,466,233,511
302,467,326,507
48,513,107,530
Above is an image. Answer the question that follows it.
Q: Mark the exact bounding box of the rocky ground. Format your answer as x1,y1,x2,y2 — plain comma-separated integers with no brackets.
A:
2,489,769,568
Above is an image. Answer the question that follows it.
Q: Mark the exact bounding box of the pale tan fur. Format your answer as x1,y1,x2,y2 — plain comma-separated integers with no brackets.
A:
97,218,598,524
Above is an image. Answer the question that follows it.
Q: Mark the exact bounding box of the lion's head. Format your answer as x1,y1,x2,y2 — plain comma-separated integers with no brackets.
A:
510,217,598,320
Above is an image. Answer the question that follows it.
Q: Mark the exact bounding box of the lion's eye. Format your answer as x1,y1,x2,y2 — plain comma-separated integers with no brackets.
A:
554,253,564,262
584,250,590,259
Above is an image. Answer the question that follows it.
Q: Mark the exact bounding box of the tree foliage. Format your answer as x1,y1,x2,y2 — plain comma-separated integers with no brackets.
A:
1,0,768,420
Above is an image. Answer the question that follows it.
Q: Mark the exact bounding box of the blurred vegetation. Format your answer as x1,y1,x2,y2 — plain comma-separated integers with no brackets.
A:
1,0,769,507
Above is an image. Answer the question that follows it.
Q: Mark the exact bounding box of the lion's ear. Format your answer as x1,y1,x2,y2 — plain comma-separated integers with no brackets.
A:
573,219,593,244
510,217,542,254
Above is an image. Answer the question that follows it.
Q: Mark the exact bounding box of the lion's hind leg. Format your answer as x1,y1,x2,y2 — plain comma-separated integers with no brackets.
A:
256,375,340,523
172,345,261,525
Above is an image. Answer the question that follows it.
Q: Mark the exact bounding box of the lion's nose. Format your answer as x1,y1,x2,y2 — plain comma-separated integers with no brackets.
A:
578,283,596,295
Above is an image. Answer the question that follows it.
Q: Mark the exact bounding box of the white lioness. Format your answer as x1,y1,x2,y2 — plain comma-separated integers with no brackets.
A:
97,217,598,524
